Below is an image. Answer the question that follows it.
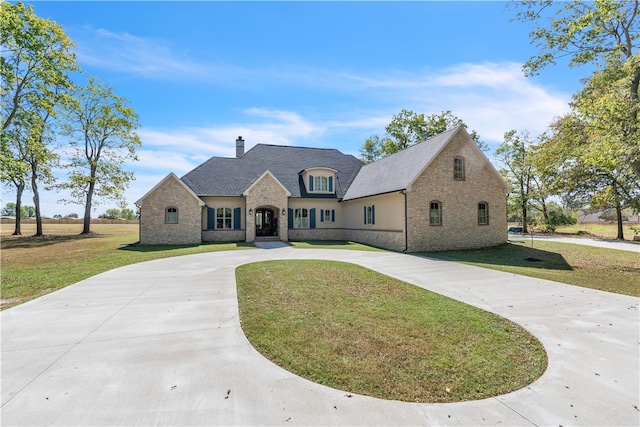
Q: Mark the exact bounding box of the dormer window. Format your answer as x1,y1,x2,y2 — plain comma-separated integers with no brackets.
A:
305,167,336,194
314,176,329,192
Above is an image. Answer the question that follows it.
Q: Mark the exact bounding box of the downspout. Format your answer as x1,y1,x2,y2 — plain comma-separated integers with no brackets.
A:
401,190,408,253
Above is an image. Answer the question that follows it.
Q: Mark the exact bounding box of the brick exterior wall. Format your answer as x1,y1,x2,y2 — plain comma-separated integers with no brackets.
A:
138,175,203,245
244,172,289,242
405,132,507,252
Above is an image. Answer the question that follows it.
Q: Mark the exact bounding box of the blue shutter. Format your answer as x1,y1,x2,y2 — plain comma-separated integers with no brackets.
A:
233,207,241,229
328,176,333,192
288,208,294,229
331,209,335,222
364,206,367,224
310,208,316,229
320,209,324,222
372,205,375,225
207,207,215,229
309,175,314,191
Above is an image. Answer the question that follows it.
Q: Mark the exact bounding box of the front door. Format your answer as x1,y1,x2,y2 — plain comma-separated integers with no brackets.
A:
255,208,276,237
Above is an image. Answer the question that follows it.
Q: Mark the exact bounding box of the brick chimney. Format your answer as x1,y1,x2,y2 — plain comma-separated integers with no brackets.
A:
236,136,244,158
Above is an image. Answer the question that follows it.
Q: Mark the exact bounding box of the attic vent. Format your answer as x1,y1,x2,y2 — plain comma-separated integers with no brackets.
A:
236,136,244,158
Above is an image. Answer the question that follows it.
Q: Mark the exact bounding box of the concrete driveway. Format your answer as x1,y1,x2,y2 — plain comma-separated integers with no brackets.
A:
2,248,639,426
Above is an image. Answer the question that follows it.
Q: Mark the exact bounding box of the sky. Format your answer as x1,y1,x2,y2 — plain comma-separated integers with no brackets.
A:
3,1,592,218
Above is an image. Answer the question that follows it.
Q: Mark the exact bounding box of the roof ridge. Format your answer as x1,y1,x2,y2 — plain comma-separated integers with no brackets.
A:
253,143,341,152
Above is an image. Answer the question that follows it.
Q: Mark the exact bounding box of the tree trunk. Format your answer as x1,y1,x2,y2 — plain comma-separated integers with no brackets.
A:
31,165,43,237
12,182,24,236
614,187,625,240
541,199,549,224
615,203,624,240
82,179,96,234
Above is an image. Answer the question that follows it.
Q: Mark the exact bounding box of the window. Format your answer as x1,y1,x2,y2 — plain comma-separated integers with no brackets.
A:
308,173,334,193
429,201,441,226
294,208,308,228
166,207,178,224
314,176,328,192
478,202,489,225
364,205,375,225
320,209,335,223
454,157,465,180
216,207,232,229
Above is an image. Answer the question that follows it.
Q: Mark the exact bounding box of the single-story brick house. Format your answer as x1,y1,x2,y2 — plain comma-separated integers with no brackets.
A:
136,126,510,251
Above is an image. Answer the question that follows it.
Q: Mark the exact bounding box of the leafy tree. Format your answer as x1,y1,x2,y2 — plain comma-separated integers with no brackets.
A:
542,112,639,240
512,0,640,178
98,208,121,220
1,202,17,217
360,109,485,162
65,212,78,218
1,202,35,217
1,2,78,235
58,77,141,234
98,207,136,220
495,130,536,233
533,203,577,232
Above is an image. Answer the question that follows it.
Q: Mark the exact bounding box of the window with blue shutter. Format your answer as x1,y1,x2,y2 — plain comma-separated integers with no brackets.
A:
331,209,335,222
320,210,324,222
207,207,215,229
310,208,316,229
309,175,314,191
233,207,241,229
328,176,333,192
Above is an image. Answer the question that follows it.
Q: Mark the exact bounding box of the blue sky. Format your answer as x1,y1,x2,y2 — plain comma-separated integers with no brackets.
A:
5,1,590,217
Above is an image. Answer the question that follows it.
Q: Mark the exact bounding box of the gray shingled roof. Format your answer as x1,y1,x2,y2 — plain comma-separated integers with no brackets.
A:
181,144,364,198
342,126,462,201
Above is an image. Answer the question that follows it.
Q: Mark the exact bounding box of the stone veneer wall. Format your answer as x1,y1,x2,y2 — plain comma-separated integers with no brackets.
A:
288,228,344,241
202,229,245,242
406,132,507,252
139,176,202,245
244,172,289,242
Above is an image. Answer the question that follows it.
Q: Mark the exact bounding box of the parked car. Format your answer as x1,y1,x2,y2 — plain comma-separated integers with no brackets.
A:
508,226,523,233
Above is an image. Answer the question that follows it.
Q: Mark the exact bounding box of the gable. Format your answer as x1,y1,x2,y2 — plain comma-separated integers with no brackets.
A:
136,173,204,206
243,170,291,197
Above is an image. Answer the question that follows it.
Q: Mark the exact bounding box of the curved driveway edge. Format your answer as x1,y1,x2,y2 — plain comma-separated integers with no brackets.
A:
2,248,639,426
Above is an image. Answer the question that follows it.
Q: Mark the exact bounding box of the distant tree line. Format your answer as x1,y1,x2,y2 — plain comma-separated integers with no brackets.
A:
1,2,141,237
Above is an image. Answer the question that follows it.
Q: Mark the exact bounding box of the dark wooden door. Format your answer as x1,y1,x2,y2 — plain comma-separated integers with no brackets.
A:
255,208,275,236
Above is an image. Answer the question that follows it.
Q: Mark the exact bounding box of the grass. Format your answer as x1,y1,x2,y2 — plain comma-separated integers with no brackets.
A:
425,241,640,297
0,223,254,309
236,260,547,403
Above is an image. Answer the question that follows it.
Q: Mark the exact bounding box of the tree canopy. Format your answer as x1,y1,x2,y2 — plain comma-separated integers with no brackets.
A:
360,109,485,163
58,77,141,234
1,1,78,235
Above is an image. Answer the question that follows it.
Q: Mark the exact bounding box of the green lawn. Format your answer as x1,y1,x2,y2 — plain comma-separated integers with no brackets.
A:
0,224,254,309
424,241,640,297
236,260,547,403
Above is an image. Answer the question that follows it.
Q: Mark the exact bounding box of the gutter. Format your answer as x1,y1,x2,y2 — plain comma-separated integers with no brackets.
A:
401,190,408,253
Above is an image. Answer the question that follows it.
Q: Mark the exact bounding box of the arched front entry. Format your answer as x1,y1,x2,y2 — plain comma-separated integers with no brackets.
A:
255,208,277,237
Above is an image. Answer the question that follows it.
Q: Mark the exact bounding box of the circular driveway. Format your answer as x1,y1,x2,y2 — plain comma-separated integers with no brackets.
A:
2,248,638,426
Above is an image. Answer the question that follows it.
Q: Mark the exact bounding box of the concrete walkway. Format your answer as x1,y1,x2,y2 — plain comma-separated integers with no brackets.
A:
2,248,638,426
508,234,640,252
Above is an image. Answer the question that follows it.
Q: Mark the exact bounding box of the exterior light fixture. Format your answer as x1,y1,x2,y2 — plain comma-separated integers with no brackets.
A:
249,208,253,215
282,208,286,215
